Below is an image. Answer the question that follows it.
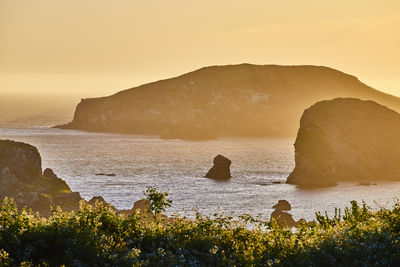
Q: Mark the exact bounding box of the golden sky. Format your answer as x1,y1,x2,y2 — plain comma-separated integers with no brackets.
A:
1,0,399,97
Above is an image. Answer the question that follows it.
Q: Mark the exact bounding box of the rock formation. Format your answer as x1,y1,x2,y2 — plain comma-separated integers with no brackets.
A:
205,155,232,179
287,98,400,187
56,64,400,139
86,196,153,216
272,200,291,211
0,139,42,183
43,168,57,179
0,139,82,217
88,196,118,211
270,200,297,228
95,173,116,177
270,200,308,228
120,198,151,216
131,198,150,211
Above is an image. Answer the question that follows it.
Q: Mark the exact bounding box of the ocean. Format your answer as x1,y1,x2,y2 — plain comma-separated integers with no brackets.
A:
1,127,400,221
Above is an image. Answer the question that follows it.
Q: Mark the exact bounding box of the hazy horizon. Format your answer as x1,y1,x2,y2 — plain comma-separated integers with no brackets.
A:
1,0,399,99
1,62,398,128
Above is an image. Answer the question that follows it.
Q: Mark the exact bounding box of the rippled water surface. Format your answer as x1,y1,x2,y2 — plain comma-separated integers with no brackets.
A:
1,127,400,220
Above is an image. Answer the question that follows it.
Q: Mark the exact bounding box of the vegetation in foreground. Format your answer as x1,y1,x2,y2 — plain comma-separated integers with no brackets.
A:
1,189,400,266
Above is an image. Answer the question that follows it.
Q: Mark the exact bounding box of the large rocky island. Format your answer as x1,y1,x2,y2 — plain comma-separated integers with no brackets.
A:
56,64,400,139
287,98,400,187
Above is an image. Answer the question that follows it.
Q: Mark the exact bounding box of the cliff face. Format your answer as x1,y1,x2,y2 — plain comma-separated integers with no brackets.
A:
287,98,400,187
57,64,400,139
0,139,82,216
0,140,42,184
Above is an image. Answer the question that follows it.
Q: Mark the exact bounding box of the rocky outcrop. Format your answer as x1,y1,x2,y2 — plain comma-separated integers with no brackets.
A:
131,198,150,211
95,173,116,177
271,210,297,228
0,139,82,217
287,98,400,187
205,155,232,179
270,200,297,228
86,197,152,217
43,168,57,179
88,195,107,205
120,199,151,216
88,196,118,211
0,139,42,182
272,200,291,211
270,200,307,228
56,64,400,139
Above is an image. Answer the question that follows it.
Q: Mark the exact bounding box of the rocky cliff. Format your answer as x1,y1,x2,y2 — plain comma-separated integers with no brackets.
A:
0,139,82,216
56,64,400,139
287,98,400,187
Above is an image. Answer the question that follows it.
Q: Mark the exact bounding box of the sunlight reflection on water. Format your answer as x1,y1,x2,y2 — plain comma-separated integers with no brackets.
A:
1,127,400,221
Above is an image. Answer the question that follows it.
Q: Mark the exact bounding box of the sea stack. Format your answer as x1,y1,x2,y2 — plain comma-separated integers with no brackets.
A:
287,98,400,187
205,155,232,179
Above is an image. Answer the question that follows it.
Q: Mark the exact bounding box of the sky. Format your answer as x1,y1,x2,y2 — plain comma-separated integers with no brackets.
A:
1,0,399,98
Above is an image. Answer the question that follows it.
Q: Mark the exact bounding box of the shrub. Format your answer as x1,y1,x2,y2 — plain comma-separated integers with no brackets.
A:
2,193,400,266
144,186,172,216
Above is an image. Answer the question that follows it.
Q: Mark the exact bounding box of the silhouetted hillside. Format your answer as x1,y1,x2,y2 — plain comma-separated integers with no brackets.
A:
57,64,400,139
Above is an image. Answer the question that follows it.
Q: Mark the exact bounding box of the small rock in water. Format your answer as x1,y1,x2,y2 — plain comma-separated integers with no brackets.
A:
357,182,371,186
95,173,116,176
205,155,232,179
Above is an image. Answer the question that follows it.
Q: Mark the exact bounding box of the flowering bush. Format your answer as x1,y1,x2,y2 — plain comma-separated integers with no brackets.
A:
144,186,172,216
1,195,400,266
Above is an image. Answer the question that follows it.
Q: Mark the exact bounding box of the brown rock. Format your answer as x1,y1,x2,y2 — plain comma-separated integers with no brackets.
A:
88,196,117,211
43,168,58,179
120,198,151,216
0,139,82,217
270,210,297,228
0,139,42,181
272,200,291,211
205,155,232,179
287,98,400,187
131,198,150,211
0,167,18,195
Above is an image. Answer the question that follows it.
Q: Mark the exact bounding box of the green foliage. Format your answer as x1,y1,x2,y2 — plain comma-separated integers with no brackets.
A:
0,249,13,266
2,194,400,266
144,186,172,216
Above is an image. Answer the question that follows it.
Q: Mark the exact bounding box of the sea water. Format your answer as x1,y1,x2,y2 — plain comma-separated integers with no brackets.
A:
1,127,400,221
